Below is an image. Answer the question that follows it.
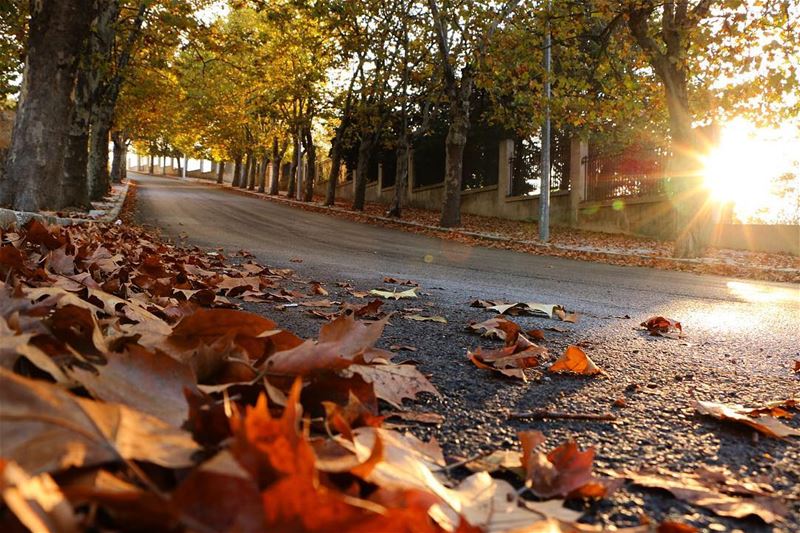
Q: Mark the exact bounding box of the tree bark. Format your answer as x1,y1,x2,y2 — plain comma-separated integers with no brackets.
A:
110,130,125,183
439,66,472,227
303,127,316,202
247,156,257,190
626,4,710,258
258,156,269,192
232,156,243,187
269,137,282,195
388,141,409,217
325,137,343,206
241,152,252,189
352,135,374,211
61,63,93,209
149,155,154,174
216,161,225,184
0,0,93,211
88,112,112,199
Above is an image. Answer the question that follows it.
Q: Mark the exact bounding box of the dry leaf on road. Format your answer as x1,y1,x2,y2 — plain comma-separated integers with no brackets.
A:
548,346,604,376
693,400,800,438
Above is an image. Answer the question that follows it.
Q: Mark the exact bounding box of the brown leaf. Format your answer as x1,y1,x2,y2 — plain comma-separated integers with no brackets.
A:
0,369,200,474
346,363,440,408
548,346,603,375
264,315,391,376
520,434,598,499
384,411,445,425
641,316,682,337
620,467,788,523
468,317,521,344
0,460,79,533
693,400,800,438
65,345,198,427
308,281,329,296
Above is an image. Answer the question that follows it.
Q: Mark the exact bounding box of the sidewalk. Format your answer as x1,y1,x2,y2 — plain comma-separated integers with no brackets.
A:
137,172,800,283
0,181,130,229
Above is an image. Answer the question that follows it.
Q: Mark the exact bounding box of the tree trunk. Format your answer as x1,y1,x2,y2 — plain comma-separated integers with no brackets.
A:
325,134,343,206
241,152,251,189
303,127,316,202
288,135,299,199
247,156,257,190
176,154,182,173
663,70,709,258
0,0,93,211
149,155,154,174
88,112,112,200
352,135,374,211
269,138,281,195
387,140,409,217
232,156,243,187
110,130,124,183
440,101,469,227
258,156,269,192
61,65,92,209
216,161,225,184
121,143,127,181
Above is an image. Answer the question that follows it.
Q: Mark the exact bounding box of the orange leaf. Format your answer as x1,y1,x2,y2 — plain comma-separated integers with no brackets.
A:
548,346,603,375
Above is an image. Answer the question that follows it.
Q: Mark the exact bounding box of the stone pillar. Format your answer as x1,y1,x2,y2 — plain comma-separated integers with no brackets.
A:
498,139,514,203
569,136,588,226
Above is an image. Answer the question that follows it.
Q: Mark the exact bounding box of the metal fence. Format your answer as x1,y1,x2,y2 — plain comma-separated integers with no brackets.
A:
585,149,669,202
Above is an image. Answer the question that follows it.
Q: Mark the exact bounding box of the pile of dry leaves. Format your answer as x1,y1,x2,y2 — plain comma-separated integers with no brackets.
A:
0,220,795,532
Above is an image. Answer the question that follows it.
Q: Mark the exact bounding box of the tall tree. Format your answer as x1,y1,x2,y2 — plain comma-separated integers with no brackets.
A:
426,0,522,227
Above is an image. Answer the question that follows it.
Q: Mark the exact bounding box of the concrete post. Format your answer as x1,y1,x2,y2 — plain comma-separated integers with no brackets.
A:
498,139,514,202
569,136,588,226
182,155,188,178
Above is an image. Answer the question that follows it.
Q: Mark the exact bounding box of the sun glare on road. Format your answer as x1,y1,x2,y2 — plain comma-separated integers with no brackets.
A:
727,281,800,304
702,118,800,224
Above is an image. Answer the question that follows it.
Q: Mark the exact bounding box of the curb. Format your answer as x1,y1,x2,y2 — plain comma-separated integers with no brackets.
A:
131,172,800,278
0,181,130,230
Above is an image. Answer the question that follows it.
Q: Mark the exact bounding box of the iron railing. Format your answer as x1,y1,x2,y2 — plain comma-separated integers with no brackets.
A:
585,151,669,202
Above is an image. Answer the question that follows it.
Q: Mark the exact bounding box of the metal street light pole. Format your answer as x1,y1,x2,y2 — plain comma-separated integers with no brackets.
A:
538,0,551,242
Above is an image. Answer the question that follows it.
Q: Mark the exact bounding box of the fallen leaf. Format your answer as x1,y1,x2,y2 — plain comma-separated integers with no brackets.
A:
468,317,521,344
369,287,418,300
548,346,603,376
346,363,440,408
404,314,447,323
0,460,79,533
620,467,788,523
389,344,417,352
308,281,329,296
64,345,197,427
0,369,200,474
693,400,800,438
468,336,546,380
641,316,682,337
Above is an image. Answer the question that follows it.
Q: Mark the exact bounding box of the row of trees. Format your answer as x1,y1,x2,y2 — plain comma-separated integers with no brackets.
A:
1,1,797,257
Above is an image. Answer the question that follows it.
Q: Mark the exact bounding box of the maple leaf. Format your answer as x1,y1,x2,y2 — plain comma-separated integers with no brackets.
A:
548,346,603,375
693,400,800,438
519,431,603,499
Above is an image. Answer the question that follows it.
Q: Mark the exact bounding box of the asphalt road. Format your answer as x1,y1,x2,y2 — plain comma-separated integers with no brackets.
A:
133,172,800,531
